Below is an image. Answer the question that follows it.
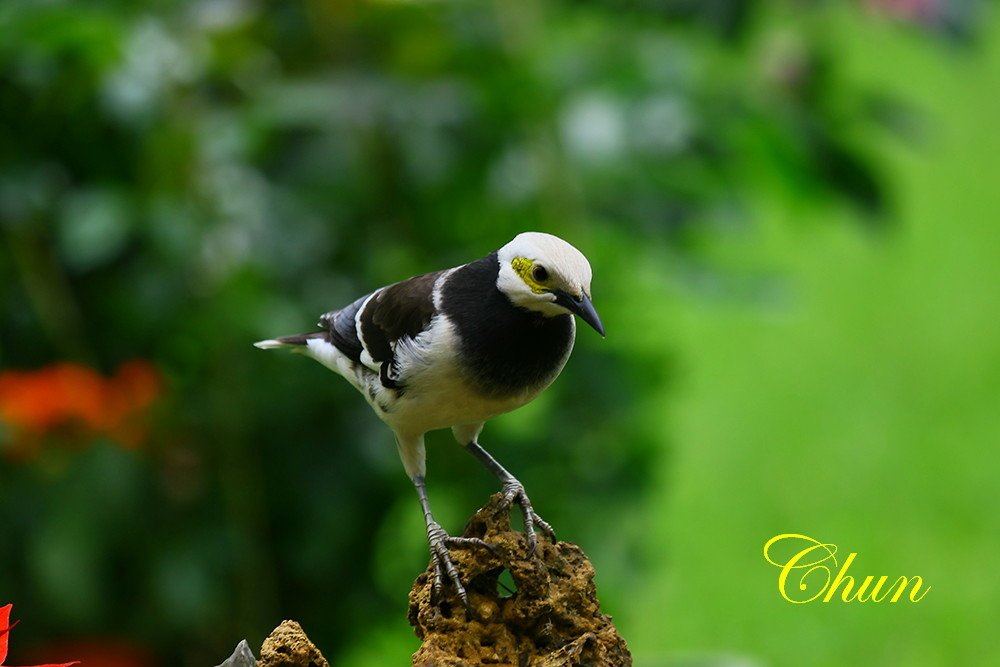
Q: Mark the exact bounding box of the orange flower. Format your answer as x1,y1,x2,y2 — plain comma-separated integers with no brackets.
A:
0,361,163,457
0,365,104,434
20,641,151,667
103,361,163,448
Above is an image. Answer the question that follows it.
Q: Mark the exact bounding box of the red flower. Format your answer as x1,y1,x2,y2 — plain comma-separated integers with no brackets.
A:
0,604,79,667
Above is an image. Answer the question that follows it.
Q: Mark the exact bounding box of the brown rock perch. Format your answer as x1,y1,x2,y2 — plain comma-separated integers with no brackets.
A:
408,494,632,667
258,620,329,667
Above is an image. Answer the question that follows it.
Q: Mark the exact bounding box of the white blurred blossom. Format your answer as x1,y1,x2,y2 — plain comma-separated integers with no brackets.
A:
560,92,627,162
102,18,205,120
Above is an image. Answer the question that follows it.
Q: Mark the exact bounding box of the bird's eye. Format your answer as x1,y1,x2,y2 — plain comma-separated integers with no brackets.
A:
532,265,549,282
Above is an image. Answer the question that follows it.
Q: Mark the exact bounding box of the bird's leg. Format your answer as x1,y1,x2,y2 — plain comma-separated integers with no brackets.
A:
413,474,488,613
464,441,556,553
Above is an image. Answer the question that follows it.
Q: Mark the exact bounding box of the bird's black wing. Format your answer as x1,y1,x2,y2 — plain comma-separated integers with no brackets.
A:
321,270,443,388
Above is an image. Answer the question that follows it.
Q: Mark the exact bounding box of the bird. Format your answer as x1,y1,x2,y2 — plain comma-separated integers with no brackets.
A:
254,232,605,609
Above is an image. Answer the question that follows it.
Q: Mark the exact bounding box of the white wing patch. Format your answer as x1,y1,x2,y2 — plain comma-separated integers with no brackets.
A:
392,315,447,385
355,290,381,373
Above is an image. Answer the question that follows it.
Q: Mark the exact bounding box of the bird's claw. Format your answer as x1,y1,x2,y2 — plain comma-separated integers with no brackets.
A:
500,480,556,555
426,521,489,615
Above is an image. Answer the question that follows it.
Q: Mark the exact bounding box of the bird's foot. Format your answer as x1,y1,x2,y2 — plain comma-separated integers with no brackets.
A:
499,479,556,554
426,520,490,614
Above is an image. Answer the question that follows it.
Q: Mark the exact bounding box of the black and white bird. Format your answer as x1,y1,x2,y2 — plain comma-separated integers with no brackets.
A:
255,232,604,608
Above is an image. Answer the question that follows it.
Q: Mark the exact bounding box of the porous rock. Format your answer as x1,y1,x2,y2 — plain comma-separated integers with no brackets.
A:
408,494,631,666
258,620,329,667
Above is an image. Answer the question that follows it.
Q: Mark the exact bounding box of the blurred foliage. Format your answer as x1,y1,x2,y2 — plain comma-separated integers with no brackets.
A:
0,0,993,665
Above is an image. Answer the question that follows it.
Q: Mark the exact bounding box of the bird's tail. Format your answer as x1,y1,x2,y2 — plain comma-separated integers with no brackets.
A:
253,332,326,350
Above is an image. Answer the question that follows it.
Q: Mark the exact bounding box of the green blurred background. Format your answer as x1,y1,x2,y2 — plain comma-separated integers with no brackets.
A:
1,1,997,665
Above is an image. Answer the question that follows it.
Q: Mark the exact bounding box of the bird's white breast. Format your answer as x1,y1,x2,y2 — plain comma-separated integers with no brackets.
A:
381,314,548,437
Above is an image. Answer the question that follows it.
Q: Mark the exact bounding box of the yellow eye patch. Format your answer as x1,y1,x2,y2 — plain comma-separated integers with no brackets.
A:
511,257,548,294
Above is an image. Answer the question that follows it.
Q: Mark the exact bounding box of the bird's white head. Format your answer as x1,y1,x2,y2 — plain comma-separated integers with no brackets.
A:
496,232,605,336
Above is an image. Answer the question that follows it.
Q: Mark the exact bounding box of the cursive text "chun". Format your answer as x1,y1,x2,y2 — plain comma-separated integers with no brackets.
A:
763,533,931,603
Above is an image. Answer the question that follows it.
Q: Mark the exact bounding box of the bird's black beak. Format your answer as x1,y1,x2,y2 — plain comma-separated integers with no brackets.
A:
554,290,606,337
